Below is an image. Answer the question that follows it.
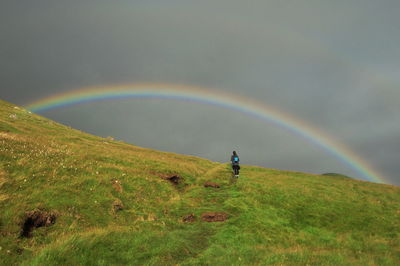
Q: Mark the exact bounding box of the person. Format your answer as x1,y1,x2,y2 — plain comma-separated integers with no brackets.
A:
231,151,240,177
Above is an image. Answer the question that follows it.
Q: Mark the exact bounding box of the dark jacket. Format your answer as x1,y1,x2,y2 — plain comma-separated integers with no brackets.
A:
231,154,240,165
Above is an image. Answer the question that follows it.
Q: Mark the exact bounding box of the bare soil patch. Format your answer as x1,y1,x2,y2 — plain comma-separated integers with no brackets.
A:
112,199,124,212
20,210,57,238
201,212,228,222
112,179,123,193
204,182,220,188
162,175,183,186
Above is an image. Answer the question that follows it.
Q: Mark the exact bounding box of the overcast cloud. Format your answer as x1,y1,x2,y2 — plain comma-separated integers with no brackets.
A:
1,0,399,185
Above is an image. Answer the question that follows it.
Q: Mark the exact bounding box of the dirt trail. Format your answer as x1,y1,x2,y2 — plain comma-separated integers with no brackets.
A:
202,163,228,180
165,163,233,223
200,162,240,187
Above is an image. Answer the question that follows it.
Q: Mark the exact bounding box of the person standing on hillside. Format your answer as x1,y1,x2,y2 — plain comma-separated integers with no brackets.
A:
231,151,240,178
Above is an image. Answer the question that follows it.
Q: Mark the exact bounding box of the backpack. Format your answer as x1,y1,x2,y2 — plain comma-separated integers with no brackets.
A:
233,156,239,163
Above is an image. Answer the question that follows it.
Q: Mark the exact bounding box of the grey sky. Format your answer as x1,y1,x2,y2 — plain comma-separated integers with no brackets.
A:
1,0,399,185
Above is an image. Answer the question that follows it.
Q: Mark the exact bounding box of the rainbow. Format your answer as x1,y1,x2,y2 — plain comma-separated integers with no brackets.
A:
25,83,385,183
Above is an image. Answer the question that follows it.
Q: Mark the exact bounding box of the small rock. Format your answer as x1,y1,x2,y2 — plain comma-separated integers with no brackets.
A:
9,114,17,119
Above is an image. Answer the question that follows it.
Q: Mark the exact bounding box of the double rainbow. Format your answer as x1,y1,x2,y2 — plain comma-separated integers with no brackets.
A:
25,83,385,184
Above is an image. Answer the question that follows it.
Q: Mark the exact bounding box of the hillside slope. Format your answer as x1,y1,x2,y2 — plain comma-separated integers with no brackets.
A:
0,99,399,265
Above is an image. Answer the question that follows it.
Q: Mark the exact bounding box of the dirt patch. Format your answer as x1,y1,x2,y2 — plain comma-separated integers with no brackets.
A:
112,180,123,193
201,212,228,222
20,210,57,238
204,182,220,188
182,213,196,223
162,175,183,186
112,199,124,212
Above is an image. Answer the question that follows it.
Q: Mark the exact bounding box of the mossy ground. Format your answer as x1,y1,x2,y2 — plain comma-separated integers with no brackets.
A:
0,99,399,265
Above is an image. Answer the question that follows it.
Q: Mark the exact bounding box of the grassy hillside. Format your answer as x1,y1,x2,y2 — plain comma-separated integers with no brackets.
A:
0,99,399,265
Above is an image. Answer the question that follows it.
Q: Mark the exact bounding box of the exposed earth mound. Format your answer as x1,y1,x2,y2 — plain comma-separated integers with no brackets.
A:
201,212,228,222
112,199,124,213
204,182,220,188
112,179,123,193
162,175,183,185
20,210,57,238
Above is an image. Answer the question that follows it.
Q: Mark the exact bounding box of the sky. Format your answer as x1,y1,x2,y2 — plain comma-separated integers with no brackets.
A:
1,0,399,185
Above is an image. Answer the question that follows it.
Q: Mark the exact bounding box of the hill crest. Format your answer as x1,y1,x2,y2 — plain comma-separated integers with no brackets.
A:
0,99,399,265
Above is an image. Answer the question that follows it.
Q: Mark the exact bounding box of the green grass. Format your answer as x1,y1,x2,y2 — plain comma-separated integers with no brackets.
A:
0,99,399,265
